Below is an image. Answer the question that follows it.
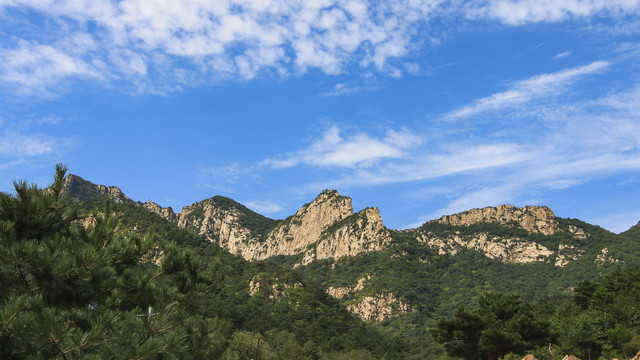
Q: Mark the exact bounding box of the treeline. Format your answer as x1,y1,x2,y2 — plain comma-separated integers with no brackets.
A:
432,266,640,360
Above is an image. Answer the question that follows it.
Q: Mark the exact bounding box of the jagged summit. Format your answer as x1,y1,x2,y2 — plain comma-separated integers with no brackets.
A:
61,176,634,272
63,174,134,204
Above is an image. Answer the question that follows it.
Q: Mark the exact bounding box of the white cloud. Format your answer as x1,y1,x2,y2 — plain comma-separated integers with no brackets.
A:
446,60,610,119
468,0,640,25
554,50,572,59
0,40,102,94
0,132,56,156
1,0,638,94
263,126,423,169
0,0,448,94
245,200,284,215
319,82,383,97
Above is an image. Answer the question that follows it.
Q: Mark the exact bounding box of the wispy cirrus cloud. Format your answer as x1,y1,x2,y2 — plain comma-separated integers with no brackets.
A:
446,60,611,120
554,51,573,59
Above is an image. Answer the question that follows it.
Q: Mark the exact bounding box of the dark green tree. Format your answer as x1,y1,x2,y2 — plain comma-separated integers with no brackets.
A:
431,292,549,360
0,165,222,359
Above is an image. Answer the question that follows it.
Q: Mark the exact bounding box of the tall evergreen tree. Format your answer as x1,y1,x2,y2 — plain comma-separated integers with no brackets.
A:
0,165,223,359
431,292,550,360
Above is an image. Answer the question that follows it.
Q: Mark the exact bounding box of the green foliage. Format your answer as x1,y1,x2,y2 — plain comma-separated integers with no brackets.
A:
26,168,640,360
431,292,549,360
0,165,223,359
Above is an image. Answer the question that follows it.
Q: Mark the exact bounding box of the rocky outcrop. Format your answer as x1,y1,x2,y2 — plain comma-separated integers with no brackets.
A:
248,274,303,299
555,244,583,267
301,207,392,265
595,248,620,265
176,190,392,263
177,198,262,259
63,174,133,204
347,293,412,321
144,200,177,223
253,190,355,260
568,225,587,239
326,274,371,299
434,204,558,235
419,232,555,264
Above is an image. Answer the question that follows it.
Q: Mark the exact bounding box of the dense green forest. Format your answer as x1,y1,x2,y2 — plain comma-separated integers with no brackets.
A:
1,166,639,359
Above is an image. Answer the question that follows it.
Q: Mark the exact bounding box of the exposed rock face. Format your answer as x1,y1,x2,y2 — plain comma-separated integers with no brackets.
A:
301,207,392,265
63,174,133,204
177,198,261,259
176,190,392,263
434,204,558,235
347,293,412,321
568,225,587,239
555,244,583,267
326,274,371,300
255,190,354,260
419,232,555,264
248,275,303,299
144,200,177,223
595,248,620,265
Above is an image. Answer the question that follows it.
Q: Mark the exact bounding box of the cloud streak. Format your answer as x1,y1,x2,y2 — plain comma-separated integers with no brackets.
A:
446,60,611,120
262,126,422,169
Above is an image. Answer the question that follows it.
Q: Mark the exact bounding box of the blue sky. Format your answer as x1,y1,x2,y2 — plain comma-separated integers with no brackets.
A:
1,0,640,233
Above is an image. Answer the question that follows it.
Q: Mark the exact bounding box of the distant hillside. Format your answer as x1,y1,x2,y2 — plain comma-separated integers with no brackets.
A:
64,174,640,323
56,172,640,359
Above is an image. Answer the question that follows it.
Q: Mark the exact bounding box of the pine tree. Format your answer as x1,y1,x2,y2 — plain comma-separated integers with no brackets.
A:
0,165,223,359
431,292,550,360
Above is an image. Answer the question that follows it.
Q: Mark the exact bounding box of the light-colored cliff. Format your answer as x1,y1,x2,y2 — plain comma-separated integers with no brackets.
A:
434,204,558,235
301,207,392,265
177,198,263,259
326,274,372,299
419,232,555,263
174,190,392,263
347,293,413,321
254,190,354,260
144,200,177,223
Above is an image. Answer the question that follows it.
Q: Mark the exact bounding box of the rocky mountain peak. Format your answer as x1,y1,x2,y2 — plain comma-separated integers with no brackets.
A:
143,200,177,223
295,189,353,218
63,174,133,204
433,204,558,235
301,206,392,265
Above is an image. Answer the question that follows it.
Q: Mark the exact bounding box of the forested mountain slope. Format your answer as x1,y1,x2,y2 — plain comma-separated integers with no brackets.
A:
48,172,640,359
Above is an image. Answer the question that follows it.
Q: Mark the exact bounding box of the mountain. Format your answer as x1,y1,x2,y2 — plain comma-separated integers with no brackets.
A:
62,174,640,323
52,173,640,359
